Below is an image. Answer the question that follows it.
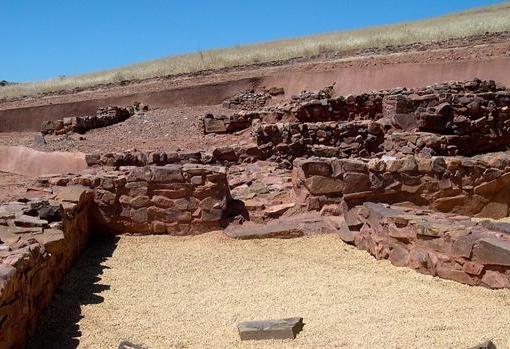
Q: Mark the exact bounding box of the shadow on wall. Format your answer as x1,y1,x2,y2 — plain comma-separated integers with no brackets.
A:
26,235,119,349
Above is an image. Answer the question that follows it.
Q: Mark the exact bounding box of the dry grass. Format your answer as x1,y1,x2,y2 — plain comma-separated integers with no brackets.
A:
30,233,510,349
3,3,510,99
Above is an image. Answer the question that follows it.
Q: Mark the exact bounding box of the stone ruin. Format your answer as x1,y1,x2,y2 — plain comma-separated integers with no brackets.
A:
4,78,510,347
222,87,284,110
40,102,149,135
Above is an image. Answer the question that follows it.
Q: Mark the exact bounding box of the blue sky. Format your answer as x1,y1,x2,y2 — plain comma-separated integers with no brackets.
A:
2,0,506,82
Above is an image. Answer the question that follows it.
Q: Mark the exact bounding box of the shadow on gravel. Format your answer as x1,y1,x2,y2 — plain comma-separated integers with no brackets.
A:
27,234,119,349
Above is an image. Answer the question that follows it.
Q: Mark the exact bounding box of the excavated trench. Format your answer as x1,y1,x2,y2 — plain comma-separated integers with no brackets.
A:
2,48,510,347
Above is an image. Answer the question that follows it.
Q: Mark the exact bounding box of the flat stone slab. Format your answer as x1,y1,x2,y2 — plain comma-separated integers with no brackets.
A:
225,213,334,239
238,317,303,341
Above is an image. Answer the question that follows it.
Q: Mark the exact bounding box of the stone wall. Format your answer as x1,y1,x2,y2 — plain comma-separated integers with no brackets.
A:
0,186,93,349
338,202,510,289
1,162,233,347
206,80,510,160
39,164,233,235
85,146,262,168
41,103,147,135
293,154,510,219
252,120,384,163
202,111,263,134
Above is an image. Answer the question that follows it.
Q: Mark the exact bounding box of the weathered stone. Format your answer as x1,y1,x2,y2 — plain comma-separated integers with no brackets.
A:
462,261,484,275
304,176,343,195
151,196,174,208
130,196,151,209
203,117,227,134
343,172,370,194
238,317,303,341
150,165,184,183
265,203,295,218
55,185,89,203
34,229,65,254
388,245,409,267
125,182,149,196
474,238,510,266
436,265,475,285
14,215,48,228
481,270,510,289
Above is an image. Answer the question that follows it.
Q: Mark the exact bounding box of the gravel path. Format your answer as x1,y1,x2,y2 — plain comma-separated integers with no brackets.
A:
30,233,510,349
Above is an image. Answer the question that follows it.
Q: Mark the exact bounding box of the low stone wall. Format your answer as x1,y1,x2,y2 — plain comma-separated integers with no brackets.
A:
252,120,384,163
1,163,232,347
85,146,262,168
339,202,510,289
41,104,147,135
202,111,263,134
0,186,93,349
293,154,510,219
39,164,233,235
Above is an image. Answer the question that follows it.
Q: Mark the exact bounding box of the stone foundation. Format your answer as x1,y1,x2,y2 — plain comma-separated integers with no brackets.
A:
41,103,147,135
0,187,93,349
39,164,233,235
85,146,262,168
0,163,232,348
338,202,510,289
293,154,510,219
252,120,384,161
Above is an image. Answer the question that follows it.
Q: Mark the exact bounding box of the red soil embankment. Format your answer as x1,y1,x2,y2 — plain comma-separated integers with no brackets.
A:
1,55,509,132
0,146,87,176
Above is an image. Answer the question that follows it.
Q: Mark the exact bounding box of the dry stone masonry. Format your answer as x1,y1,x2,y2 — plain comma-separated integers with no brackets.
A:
5,79,510,347
41,103,148,135
338,202,510,289
0,186,93,349
39,164,232,235
293,154,510,219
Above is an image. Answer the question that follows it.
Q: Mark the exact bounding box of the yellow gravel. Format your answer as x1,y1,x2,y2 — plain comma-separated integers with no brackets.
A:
30,233,510,349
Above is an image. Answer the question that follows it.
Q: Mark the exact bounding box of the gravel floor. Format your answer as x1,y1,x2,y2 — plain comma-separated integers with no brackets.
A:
29,233,510,349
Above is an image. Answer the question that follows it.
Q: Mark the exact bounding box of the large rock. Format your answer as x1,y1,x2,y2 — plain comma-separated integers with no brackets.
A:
304,176,343,195
473,238,510,266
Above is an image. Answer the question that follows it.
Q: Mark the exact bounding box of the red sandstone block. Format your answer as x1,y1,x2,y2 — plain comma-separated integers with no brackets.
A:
474,238,510,266
153,188,189,199
482,270,510,289
130,196,151,209
388,245,410,267
125,181,148,196
436,265,476,286
151,196,174,208
462,261,484,275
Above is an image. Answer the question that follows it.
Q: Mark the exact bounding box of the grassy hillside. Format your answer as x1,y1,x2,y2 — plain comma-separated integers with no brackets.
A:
2,3,510,99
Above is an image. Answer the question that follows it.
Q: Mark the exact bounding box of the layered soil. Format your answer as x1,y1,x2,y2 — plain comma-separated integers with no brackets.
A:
0,33,509,133
29,234,510,349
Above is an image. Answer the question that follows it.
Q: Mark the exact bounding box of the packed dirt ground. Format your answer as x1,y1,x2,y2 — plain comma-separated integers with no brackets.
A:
28,234,510,349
